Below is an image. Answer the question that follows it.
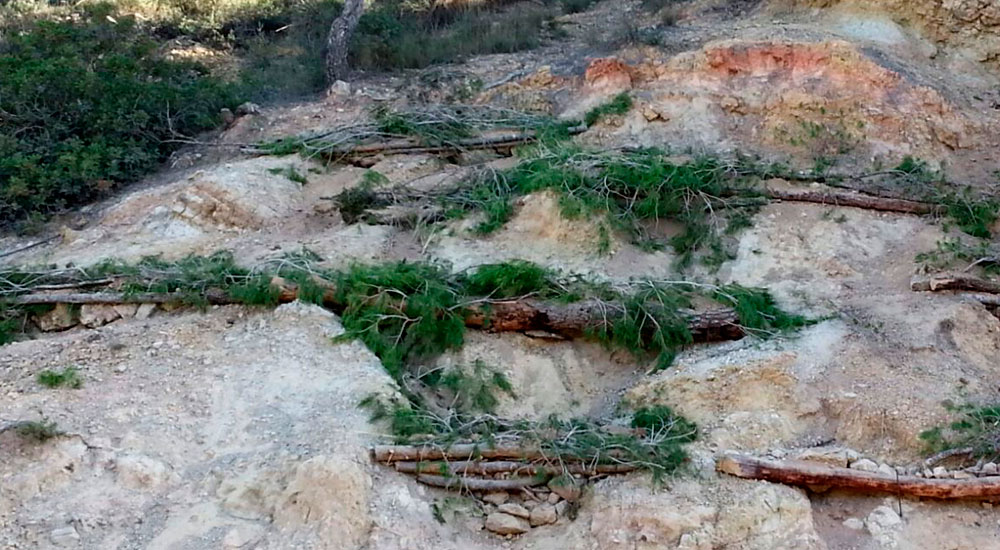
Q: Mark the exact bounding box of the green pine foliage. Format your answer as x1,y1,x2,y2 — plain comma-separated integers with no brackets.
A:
920,404,1000,461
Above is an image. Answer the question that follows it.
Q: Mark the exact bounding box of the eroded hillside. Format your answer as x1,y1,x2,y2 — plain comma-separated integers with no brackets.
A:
2,1,1000,549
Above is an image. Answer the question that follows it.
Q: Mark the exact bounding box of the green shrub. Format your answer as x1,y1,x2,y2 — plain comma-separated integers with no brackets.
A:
0,7,239,224
37,367,83,389
920,404,1000,460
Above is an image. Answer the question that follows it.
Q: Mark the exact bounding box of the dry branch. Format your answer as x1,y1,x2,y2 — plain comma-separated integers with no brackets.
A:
373,443,627,463
321,126,586,161
394,460,637,476
718,453,1000,499
911,275,1000,295
415,474,547,491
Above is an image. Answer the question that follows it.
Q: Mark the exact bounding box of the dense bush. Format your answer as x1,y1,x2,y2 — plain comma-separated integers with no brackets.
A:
0,8,240,224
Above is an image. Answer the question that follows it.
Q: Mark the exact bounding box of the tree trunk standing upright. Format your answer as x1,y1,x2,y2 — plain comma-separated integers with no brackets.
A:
325,0,365,84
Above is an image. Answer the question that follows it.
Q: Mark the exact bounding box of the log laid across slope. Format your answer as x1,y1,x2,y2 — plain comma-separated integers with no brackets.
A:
7,279,746,344
911,274,1000,295
718,453,1000,499
762,188,937,215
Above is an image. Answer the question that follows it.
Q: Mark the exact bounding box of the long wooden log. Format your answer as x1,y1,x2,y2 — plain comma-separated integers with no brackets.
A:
415,474,548,491
762,188,937,215
911,275,1000,294
394,460,636,476
465,300,744,343
718,453,1000,499
8,282,745,345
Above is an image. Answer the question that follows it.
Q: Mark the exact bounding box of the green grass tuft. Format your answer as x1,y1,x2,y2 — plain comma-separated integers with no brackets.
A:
15,419,62,442
461,261,559,299
584,93,633,127
37,367,83,389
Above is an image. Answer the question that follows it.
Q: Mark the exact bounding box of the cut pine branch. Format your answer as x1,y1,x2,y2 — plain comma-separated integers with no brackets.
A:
717,453,1000,499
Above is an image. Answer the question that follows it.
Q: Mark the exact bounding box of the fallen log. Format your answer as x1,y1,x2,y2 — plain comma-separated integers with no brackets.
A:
415,474,548,491
394,460,637,476
761,188,937,215
8,282,745,345
911,275,1000,294
465,300,744,343
718,453,1000,499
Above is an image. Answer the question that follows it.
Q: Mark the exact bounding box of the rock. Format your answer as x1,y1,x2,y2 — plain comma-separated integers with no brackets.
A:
877,463,896,476
79,304,121,328
220,108,236,126
485,512,530,535
135,303,157,320
865,505,902,546
115,454,174,489
34,303,78,332
849,458,878,472
328,80,352,96
843,517,865,530
235,102,260,116
932,466,948,478
793,447,859,468
112,304,139,319
983,462,998,475
50,526,80,546
548,475,582,502
554,500,569,517
482,492,509,505
547,492,561,504
497,502,530,519
953,470,974,479
529,503,558,526
222,525,264,549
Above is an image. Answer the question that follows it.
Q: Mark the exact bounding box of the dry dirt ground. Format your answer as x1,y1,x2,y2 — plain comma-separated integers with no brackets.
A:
3,0,1000,548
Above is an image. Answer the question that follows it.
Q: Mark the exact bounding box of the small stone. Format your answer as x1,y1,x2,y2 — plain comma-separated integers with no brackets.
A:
115,365,127,374
223,525,264,549
497,503,530,519
842,518,864,531
548,476,582,502
983,462,998,475
482,492,509,505
112,304,139,319
220,108,236,126
79,304,121,328
933,466,948,478
547,492,561,504
135,303,157,320
50,526,80,546
34,303,78,332
983,502,993,510
877,463,896,476
953,471,974,479
521,499,537,510
529,503,558,527
922,469,934,478
235,102,260,116
485,513,530,535
554,500,569,517
849,458,878,472
328,80,352,96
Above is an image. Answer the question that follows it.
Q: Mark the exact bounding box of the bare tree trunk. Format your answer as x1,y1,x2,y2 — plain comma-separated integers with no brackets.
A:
325,0,365,84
